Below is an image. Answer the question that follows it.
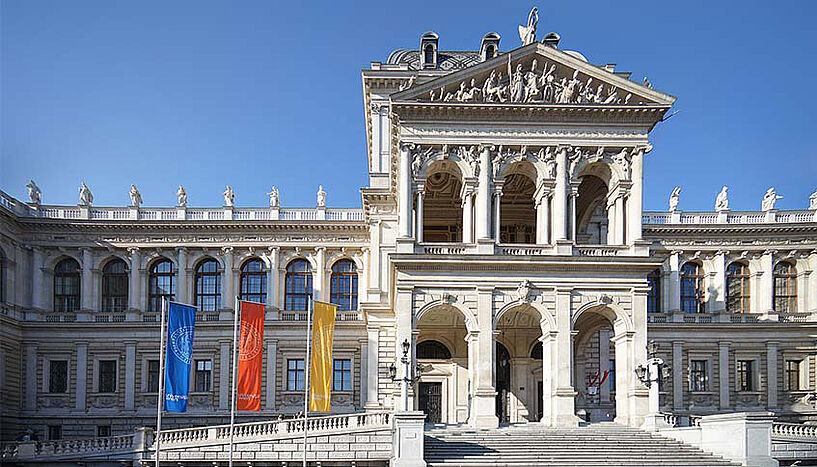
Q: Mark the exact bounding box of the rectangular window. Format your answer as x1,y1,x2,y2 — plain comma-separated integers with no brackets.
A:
48,425,62,440
98,360,117,393
48,360,68,393
195,360,212,392
333,359,352,391
737,360,754,391
287,359,305,391
97,425,111,437
690,360,708,392
147,359,160,393
785,360,801,391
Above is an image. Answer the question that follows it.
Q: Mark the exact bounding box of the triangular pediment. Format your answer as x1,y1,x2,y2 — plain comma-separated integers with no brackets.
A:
391,42,675,107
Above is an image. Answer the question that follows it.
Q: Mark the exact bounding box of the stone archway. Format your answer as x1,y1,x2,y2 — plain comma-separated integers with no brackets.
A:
495,303,546,423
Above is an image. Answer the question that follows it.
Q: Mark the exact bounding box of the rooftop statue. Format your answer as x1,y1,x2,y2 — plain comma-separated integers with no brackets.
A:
518,7,538,45
668,187,681,212
78,181,93,207
26,180,41,205
809,188,817,210
267,186,280,208
223,185,235,207
715,186,729,211
317,185,326,207
129,184,142,207
761,187,782,211
176,185,187,207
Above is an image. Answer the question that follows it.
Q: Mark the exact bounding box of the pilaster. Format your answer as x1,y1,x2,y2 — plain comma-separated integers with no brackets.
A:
128,248,141,312
628,146,646,242
365,325,381,410
222,247,235,311
219,340,231,410
75,342,88,411
398,143,413,238
314,246,326,302
766,341,778,410
473,286,498,428
718,341,730,410
81,248,93,311
124,341,137,410
176,247,188,304
24,342,37,411
553,287,579,426
265,339,277,410
476,144,493,240
553,146,568,241
672,341,683,410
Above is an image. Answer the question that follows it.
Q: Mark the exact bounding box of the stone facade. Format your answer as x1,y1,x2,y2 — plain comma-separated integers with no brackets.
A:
1,19,817,446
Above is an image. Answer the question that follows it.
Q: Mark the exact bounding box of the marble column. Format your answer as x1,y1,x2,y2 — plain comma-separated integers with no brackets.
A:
606,201,616,245
314,247,326,302
760,251,775,313
128,248,141,310
473,286,498,427
265,340,277,410
669,252,681,312
369,220,381,294
266,247,279,311
176,248,188,304
81,248,93,311
553,147,568,241
614,194,625,245
462,189,473,244
125,341,136,410
493,190,502,241
32,248,45,310
75,342,88,411
415,188,425,243
767,342,778,409
553,288,578,426
710,252,726,313
398,143,413,238
359,337,369,409
569,184,579,242
219,340,231,410
365,326,381,409
535,191,549,245
24,342,37,411
222,247,234,311
476,144,493,240
628,147,645,242
718,342,730,410
359,248,370,303
672,341,683,410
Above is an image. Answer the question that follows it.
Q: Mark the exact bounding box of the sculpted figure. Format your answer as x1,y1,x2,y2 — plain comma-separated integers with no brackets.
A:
540,64,556,103
454,81,468,102
26,180,41,205
669,187,681,211
223,185,235,207
267,186,280,208
176,185,187,207
603,85,619,104
523,60,541,102
78,181,93,206
518,7,539,45
761,187,783,211
715,186,729,211
463,78,481,101
510,64,524,102
129,185,142,207
561,70,582,104
317,185,326,207
810,189,817,210
483,70,506,103
411,153,424,178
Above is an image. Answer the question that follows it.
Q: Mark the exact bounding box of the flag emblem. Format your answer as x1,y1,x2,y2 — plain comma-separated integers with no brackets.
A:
239,322,263,361
170,326,194,364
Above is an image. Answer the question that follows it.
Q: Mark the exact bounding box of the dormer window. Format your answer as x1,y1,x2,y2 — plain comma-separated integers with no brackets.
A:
479,32,500,62
486,45,495,59
420,31,439,69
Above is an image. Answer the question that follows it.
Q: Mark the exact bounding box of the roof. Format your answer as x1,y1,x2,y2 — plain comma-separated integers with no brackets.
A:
386,49,483,71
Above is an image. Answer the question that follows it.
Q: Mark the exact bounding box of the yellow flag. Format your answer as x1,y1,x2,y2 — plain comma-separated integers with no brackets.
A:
309,301,337,412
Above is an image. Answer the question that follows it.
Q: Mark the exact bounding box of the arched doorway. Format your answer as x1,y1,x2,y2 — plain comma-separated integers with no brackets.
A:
415,304,472,425
573,312,616,422
422,161,464,242
498,164,537,244
495,304,544,423
575,161,618,245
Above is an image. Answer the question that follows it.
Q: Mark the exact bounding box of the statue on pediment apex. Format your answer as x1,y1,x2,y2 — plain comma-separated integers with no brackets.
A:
78,181,93,206
715,186,729,211
176,185,187,207
26,180,41,205
761,187,783,211
518,7,539,46
810,189,817,210
129,184,142,207
669,187,681,212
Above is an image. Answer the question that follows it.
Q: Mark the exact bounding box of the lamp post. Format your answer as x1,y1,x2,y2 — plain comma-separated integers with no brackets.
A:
635,340,671,431
388,339,424,412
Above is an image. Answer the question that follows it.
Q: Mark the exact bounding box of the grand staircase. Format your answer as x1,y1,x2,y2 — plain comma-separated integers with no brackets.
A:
424,423,741,467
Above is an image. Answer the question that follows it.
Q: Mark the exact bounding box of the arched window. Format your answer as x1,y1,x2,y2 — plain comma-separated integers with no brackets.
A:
148,259,175,313
330,259,357,311
726,262,750,313
486,44,495,59
54,258,81,312
530,342,543,360
285,259,312,311
101,259,128,313
647,269,662,313
680,262,704,313
417,340,451,360
195,259,221,312
424,44,434,65
773,261,797,312
239,258,266,304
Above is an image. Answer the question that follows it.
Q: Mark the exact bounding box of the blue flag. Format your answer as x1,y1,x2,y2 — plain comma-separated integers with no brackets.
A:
164,302,196,412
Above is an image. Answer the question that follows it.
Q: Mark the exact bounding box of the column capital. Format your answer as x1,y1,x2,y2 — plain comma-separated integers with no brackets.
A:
267,245,280,254
221,246,234,255
127,247,140,255
478,143,495,153
175,246,187,254
314,246,327,253
399,141,416,153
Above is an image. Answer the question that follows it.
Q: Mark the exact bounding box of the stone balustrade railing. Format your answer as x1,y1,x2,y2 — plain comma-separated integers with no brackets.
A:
772,422,817,441
643,209,817,225
1,433,138,461
156,411,391,449
648,310,813,324
0,191,365,222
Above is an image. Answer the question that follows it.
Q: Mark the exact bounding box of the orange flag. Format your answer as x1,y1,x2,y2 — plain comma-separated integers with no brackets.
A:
237,300,265,411
309,301,337,412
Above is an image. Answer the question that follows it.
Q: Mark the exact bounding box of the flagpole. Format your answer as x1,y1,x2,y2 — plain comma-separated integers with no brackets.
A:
155,297,167,467
303,297,312,467
228,297,241,467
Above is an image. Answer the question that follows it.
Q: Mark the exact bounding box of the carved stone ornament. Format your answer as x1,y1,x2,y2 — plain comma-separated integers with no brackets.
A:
441,292,457,304
78,181,93,206
26,180,41,205
761,187,783,211
517,280,534,303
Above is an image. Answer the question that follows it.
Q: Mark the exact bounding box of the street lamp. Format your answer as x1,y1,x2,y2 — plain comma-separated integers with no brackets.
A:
388,339,425,411
636,340,672,431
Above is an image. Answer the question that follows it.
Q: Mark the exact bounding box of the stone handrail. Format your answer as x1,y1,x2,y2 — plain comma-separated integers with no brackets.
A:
772,422,817,441
643,209,816,225
156,411,391,449
2,433,137,461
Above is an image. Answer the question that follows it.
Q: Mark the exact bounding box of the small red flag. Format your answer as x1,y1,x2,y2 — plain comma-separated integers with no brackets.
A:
237,301,265,411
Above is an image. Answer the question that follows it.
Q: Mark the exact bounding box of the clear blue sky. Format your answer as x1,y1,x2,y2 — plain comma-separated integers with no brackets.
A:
1,0,815,210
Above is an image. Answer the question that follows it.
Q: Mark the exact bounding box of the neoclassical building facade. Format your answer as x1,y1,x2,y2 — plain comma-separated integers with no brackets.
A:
1,25,817,442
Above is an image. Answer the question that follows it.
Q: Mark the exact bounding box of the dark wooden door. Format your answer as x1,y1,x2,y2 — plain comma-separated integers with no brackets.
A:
419,382,442,423
496,343,511,423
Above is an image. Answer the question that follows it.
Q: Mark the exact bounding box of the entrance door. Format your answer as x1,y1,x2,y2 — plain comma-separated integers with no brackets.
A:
419,382,442,423
495,343,511,423
537,381,543,421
